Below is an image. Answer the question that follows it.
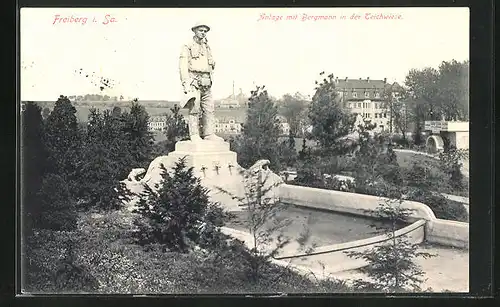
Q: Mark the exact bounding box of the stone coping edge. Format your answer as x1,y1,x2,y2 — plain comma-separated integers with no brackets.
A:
426,218,469,250
278,184,437,221
277,184,469,250
220,220,425,274
274,219,426,260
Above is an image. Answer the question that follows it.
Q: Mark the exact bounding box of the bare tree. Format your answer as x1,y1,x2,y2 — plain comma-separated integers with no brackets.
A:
216,162,293,283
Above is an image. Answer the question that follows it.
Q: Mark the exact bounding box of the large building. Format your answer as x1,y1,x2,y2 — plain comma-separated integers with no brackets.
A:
335,77,404,132
148,115,167,132
214,116,244,134
215,86,248,109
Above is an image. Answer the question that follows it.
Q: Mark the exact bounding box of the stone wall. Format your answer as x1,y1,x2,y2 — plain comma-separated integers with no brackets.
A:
426,219,469,249
221,219,426,273
277,184,469,250
278,184,436,222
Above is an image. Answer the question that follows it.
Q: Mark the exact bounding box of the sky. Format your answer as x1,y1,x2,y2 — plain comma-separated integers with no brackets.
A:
20,7,469,101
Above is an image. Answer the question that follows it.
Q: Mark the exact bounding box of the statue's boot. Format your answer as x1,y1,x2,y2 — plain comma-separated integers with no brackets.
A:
202,113,224,142
188,114,203,142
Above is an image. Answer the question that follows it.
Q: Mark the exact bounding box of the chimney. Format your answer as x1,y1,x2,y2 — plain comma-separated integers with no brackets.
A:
367,77,370,82
383,78,387,83
345,77,348,81
335,77,338,83
359,78,362,80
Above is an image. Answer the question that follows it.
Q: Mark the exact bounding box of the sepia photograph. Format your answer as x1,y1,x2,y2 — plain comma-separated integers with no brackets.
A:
20,7,470,294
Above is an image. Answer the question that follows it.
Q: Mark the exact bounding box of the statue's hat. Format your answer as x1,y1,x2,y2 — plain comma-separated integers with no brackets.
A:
191,22,210,32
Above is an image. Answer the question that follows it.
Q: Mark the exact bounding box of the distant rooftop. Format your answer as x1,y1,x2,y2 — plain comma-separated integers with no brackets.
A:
334,77,401,90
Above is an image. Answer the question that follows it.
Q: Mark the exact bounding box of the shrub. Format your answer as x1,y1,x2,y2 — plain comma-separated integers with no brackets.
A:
324,176,356,192
406,188,468,222
23,230,98,293
345,197,435,292
391,134,411,148
438,147,468,191
34,173,78,231
133,157,226,252
294,156,326,189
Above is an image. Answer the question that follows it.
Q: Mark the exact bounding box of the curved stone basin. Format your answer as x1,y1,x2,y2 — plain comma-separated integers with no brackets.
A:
223,204,408,252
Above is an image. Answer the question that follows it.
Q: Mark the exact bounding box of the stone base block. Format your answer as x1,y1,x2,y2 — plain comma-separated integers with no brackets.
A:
127,141,283,213
175,139,230,152
167,151,239,179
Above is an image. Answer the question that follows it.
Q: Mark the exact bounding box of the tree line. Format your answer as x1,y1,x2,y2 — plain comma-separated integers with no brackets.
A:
274,59,469,146
22,96,155,234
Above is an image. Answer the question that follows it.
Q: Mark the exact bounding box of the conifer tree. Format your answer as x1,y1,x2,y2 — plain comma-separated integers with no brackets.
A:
35,173,78,230
307,73,355,154
43,95,82,197
345,194,435,292
21,102,48,233
121,100,154,169
78,109,131,209
163,104,189,153
235,86,283,171
133,158,224,252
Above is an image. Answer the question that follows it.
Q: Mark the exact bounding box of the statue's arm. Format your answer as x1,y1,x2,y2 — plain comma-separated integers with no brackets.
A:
179,45,190,86
207,45,215,71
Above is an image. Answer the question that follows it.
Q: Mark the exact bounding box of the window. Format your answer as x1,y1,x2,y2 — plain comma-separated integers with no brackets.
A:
365,92,370,98
357,103,361,108
353,92,358,98
384,113,387,118
375,92,380,98
375,113,378,118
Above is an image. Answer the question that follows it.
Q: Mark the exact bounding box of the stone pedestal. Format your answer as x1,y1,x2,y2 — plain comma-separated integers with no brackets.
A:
143,140,240,182
123,140,283,213
138,140,246,211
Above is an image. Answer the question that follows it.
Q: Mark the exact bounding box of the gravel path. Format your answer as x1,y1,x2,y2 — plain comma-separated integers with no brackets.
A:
332,245,469,292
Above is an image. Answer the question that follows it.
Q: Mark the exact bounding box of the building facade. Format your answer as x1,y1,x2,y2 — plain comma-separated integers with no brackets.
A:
148,115,167,132
215,89,248,109
214,115,290,136
277,115,291,135
214,117,243,134
335,77,403,133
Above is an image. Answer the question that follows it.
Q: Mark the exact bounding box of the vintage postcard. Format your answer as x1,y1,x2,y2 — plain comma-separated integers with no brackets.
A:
20,7,470,294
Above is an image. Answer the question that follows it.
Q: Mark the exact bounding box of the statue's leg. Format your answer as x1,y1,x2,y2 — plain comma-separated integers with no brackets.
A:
188,87,202,142
201,87,224,141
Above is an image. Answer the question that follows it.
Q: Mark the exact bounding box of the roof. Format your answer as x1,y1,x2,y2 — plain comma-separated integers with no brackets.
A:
217,92,249,105
333,79,404,102
215,108,247,123
388,82,404,92
149,115,168,122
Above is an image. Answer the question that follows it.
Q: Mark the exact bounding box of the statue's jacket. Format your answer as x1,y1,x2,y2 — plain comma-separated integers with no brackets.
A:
179,37,215,84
